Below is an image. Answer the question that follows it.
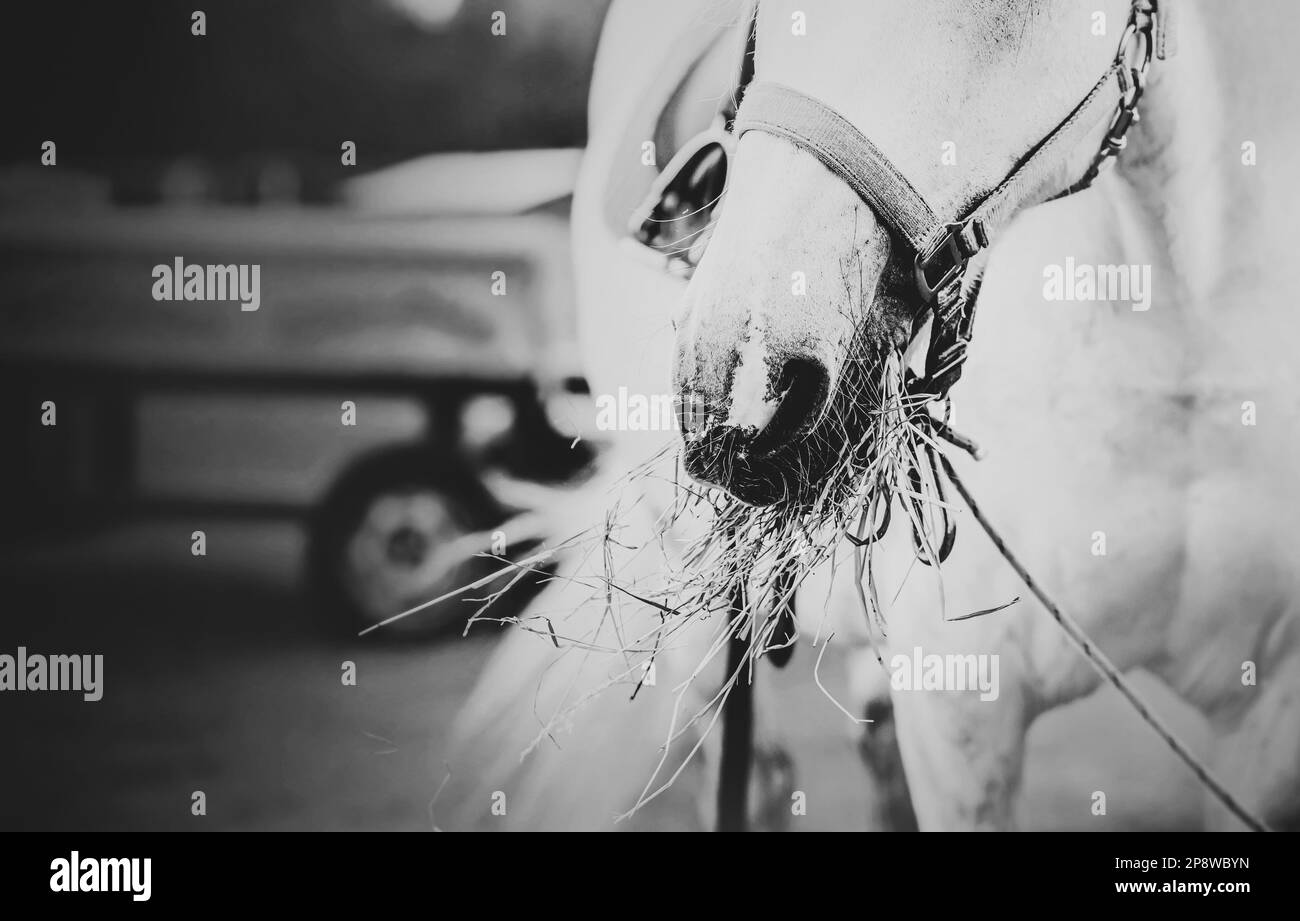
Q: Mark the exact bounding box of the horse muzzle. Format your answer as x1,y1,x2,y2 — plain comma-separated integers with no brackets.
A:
677,355,831,506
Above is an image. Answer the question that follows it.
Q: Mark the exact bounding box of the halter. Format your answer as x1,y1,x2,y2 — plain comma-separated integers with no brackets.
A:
634,0,1173,401
741,0,1169,400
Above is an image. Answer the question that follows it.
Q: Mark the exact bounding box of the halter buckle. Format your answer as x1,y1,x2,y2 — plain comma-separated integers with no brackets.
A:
914,216,988,302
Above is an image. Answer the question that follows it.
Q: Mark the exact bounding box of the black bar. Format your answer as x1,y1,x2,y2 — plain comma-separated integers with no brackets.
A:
6,832,1289,908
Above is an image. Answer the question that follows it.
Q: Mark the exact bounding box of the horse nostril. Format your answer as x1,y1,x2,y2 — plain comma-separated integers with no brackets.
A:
750,358,829,457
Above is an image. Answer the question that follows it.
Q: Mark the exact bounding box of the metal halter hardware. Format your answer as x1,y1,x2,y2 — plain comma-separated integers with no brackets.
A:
907,0,1160,397
914,216,989,303
1066,1,1157,195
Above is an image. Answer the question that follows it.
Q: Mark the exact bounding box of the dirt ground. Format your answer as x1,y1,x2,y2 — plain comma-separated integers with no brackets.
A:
0,518,1212,831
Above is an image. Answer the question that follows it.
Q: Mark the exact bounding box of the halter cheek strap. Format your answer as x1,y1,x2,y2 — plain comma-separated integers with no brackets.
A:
731,0,1168,399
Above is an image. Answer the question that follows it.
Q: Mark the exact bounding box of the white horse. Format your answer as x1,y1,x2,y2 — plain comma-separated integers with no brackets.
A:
446,0,1300,831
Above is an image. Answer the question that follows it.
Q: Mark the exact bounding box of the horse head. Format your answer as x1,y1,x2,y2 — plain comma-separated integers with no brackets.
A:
670,0,1142,506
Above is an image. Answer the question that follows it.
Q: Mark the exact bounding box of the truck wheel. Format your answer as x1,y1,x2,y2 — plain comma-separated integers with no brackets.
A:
307,445,540,640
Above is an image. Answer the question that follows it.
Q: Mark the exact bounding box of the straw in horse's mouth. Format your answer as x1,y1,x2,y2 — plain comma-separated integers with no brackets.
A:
678,343,923,621
435,341,948,822
682,333,894,504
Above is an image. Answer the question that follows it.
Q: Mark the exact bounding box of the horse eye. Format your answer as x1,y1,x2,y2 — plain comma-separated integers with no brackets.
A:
680,144,728,214
631,135,733,272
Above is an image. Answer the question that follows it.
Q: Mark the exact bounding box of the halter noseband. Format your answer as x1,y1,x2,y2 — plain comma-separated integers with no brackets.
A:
636,0,1173,401
732,0,1171,399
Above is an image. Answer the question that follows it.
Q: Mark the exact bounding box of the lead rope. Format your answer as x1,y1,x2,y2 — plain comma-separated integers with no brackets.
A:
933,451,1272,832
717,578,754,832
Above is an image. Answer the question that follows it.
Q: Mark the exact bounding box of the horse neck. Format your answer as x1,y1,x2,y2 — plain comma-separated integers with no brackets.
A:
1116,0,1295,320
